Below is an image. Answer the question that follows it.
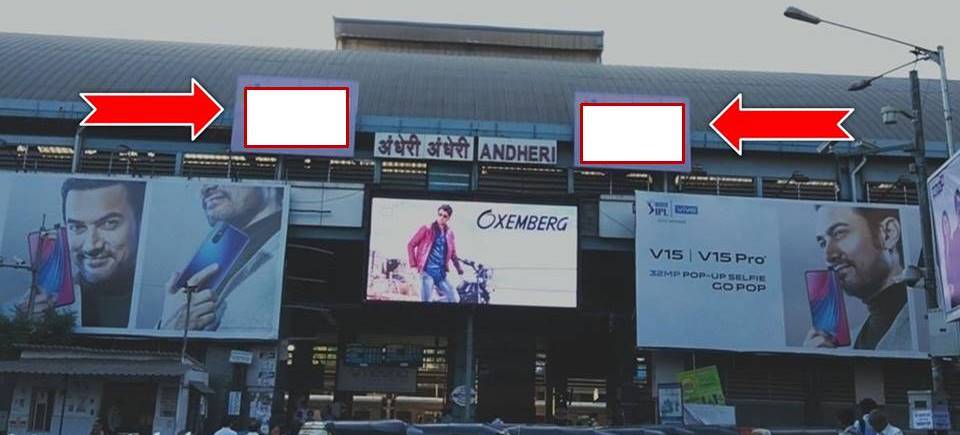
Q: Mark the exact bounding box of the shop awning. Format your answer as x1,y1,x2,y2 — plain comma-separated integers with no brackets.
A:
189,380,215,394
0,358,189,377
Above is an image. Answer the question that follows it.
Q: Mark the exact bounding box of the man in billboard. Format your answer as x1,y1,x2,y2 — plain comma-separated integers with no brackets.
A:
407,204,463,303
11,178,145,328
162,184,283,331
806,205,909,350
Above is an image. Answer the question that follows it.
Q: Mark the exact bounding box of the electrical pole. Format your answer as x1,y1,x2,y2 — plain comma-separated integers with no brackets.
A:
911,69,948,435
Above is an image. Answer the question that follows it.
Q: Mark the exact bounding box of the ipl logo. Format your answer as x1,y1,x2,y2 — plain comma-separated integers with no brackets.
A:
647,201,670,217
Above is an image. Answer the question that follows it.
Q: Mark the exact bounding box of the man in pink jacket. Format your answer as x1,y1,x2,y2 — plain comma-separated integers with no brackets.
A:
407,204,464,303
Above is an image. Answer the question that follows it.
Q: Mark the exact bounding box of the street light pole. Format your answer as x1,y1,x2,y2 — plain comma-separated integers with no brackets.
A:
908,69,948,435
910,70,939,309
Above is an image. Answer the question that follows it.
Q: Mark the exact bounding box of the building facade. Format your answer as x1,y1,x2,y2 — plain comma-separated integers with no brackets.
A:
0,19,958,434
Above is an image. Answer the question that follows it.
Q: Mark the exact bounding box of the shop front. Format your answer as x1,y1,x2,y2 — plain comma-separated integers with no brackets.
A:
0,345,209,435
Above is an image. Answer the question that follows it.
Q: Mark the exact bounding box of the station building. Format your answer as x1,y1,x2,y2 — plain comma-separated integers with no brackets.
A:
0,17,958,435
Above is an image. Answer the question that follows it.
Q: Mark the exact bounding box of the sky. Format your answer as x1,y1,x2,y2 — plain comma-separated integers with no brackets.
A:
2,0,958,80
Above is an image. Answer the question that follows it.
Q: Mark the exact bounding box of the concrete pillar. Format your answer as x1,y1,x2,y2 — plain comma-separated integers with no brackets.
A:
650,350,687,396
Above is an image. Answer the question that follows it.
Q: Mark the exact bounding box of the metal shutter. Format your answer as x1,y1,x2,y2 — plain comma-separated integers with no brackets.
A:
284,157,333,181
762,178,839,201
478,164,567,196
0,145,72,173
883,360,931,405
574,170,610,195
329,159,374,184
815,359,855,403
284,158,375,184
575,171,654,196
80,149,175,176
865,181,918,205
675,174,756,197
380,160,427,190
182,153,277,180
725,355,805,402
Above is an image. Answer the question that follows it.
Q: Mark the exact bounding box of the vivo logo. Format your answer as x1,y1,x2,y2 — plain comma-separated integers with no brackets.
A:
931,175,944,198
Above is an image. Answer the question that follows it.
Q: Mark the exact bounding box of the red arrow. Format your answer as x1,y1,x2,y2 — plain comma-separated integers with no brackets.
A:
709,93,853,156
80,78,224,141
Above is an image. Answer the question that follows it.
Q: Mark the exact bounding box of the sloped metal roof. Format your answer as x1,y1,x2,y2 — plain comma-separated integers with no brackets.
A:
0,31,956,144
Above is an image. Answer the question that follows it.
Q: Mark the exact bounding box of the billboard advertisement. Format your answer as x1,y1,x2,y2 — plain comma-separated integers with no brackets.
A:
0,173,289,339
635,191,927,358
929,154,960,322
366,198,577,308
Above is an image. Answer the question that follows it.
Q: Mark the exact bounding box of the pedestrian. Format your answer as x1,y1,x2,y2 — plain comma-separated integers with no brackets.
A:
214,418,238,435
867,410,903,435
849,398,880,435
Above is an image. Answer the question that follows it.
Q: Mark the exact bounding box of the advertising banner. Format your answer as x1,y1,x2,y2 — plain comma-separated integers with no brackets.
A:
677,366,725,405
367,198,577,307
477,137,557,165
929,154,960,322
0,173,289,339
374,133,474,161
635,191,927,358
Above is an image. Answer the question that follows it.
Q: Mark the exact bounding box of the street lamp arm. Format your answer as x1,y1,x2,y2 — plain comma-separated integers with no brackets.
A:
818,18,936,56
868,143,916,154
831,141,914,158
874,57,929,81
849,57,929,91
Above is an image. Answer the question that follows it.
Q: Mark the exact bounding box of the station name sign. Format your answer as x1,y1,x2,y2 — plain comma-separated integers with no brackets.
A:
374,132,557,165
477,136,557,165
374,133,473,161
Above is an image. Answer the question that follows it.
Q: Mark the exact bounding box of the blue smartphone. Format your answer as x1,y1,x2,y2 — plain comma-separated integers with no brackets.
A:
174,222,249,294
28,227,74,307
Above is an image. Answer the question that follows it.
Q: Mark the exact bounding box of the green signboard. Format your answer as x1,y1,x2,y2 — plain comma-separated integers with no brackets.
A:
677,366,725,405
